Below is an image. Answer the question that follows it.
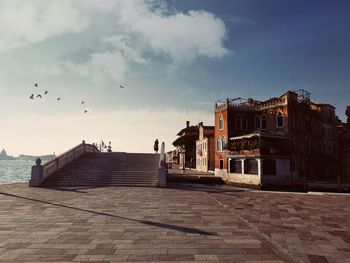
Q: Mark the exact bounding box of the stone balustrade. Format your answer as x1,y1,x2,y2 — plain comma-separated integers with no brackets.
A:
29,141,99,187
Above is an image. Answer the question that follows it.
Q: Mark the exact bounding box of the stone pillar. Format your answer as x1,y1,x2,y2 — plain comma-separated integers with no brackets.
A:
158,142,167,187
29,158,43,187
257,158,262,185
158,167,167,187
241,159,245,175
227,157,231,173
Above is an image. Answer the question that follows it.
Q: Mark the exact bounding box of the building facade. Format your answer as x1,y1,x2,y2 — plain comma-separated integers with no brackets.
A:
339,106,350,182
195,123,215,172
214,90,338,186
165,149,179,165
173,121,199,169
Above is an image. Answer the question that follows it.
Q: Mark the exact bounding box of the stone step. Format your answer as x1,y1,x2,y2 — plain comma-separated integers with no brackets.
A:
42,151,160,187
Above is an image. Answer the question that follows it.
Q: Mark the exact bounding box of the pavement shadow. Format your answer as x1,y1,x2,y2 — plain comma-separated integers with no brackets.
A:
168,183,254,196
0,191,216,236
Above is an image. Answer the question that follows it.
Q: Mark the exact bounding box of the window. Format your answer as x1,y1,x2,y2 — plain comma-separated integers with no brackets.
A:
255,116,261,130
290,160,296,171
244,159,258,174
216,137,225,151
230,159,242,173
219,159,224,169
242,118,247,130
216,138,221,151
219,114,224,130
276,111,284,128
261,114,267,130
236,115,248,130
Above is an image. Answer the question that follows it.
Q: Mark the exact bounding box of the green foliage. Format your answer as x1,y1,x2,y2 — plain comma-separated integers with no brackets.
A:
226,136,260,151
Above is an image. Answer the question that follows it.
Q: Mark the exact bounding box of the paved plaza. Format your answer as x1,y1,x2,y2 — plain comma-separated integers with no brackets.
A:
0,183,349,262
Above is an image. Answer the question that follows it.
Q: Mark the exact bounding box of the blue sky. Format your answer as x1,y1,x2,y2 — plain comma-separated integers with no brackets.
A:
0,0,349,155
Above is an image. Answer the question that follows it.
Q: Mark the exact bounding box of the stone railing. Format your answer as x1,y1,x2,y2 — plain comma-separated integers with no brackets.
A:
29,141,99,187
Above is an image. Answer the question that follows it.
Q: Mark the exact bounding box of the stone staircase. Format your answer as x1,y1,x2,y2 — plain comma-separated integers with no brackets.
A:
41,152,160,187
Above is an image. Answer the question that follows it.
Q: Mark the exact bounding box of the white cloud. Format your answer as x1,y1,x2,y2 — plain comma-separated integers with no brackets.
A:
63,51,129,85
62,0,230,83
102,35,147,64
0,0,89,52
0,108,213,156
0,0,230,89
116,0,229,65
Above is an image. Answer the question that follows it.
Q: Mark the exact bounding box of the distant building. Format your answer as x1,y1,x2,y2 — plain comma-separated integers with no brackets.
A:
195,122,215,172
165,149,179,164
0,149,14,160
173,121,199,169
214,90,338,186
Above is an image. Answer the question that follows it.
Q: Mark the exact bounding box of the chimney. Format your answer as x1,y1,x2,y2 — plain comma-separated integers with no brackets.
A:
186,121,190,128
198,122,203,127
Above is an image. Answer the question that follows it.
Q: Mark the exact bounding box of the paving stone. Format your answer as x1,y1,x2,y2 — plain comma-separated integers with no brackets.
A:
0,183,349,262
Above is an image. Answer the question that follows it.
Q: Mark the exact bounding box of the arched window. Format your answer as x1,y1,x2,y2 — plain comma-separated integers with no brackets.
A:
216,137,226,152
255,116,261,130
218,114,224,130
276,111,284,128
236,115,247,130
216,137,221,151
242,117,247,130
261,114,267,130
221,136,226,151
236,116,241,130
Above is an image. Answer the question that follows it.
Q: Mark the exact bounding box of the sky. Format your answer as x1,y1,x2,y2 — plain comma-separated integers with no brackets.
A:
0,0,349,156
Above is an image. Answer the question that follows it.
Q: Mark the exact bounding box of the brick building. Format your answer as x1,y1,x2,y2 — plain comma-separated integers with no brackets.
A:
214,90,338,186
195,122,215,172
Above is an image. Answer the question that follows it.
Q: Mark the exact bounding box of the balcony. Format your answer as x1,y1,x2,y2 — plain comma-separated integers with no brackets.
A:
226,132,291,156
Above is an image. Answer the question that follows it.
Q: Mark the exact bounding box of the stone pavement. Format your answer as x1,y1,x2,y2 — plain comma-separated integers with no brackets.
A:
0,183,348,262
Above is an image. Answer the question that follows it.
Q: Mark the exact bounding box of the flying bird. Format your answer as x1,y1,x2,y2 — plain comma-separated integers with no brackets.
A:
119,85,125,89
36,94,42,98
84,110,87,114
44,91,48,95
57,98,61,101
81,101,85,104
34,83,38,87
29,94,34,99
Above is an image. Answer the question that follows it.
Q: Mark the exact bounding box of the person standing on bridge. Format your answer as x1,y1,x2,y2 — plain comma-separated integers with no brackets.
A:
154,139,159,153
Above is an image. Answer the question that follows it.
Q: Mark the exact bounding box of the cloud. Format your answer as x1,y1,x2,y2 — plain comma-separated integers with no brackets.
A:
0,108,213,156
63,34,148,85
101,35,147,64
0,0,230,85
62,0,230,84
0,0,89,52
116,0,230,65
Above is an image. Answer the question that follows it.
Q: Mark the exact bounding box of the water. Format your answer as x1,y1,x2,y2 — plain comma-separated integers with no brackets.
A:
0,160,33,184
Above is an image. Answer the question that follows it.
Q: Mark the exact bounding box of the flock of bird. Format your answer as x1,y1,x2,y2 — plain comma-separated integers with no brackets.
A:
29,83,126,114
